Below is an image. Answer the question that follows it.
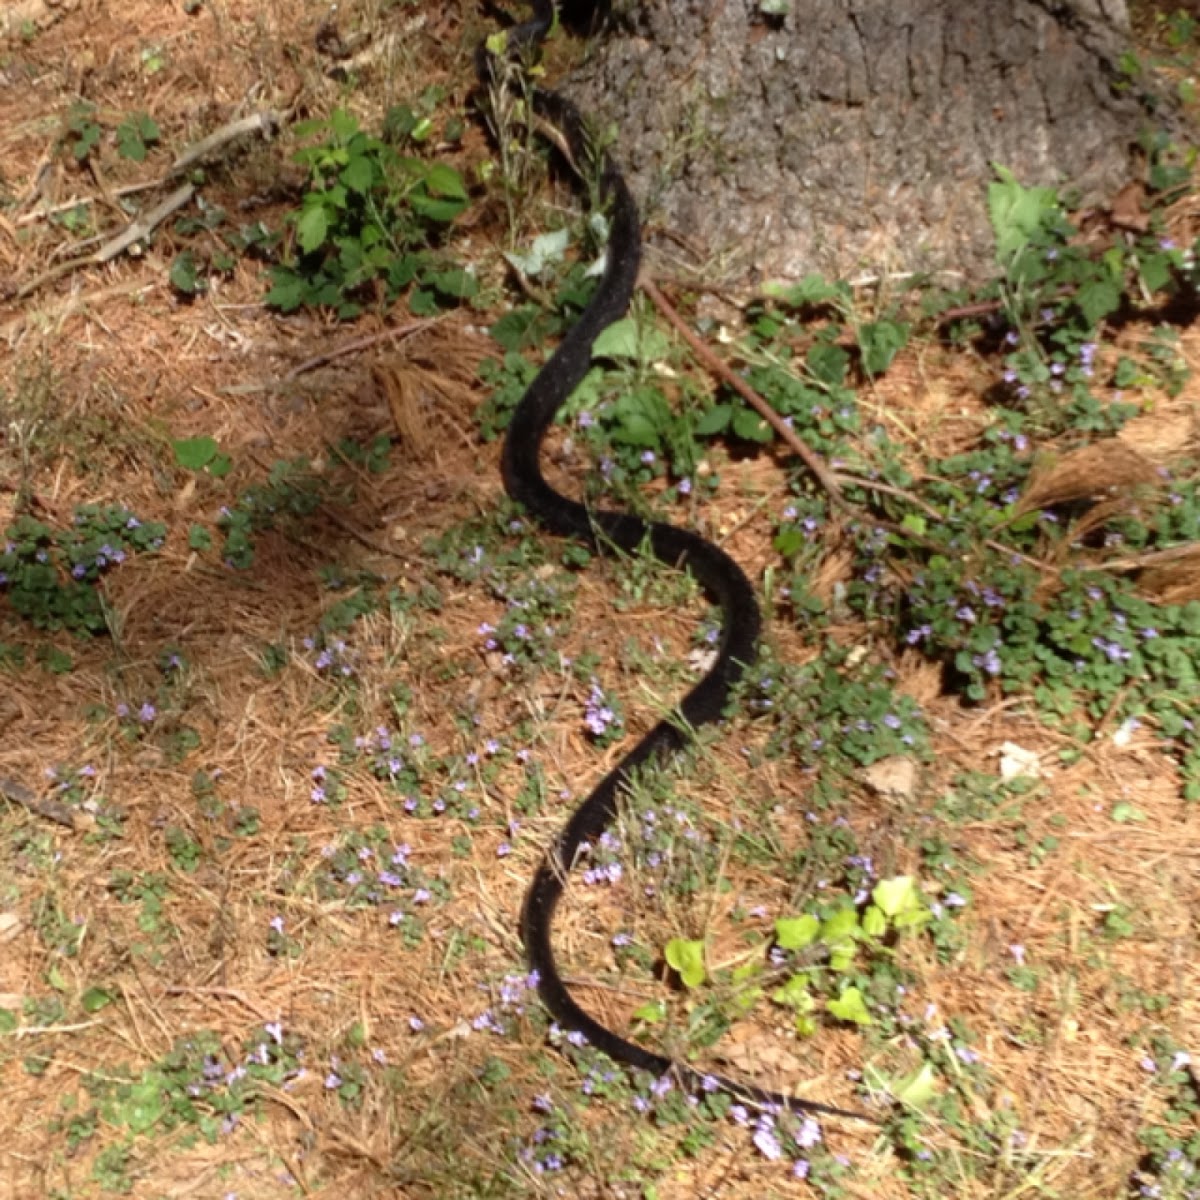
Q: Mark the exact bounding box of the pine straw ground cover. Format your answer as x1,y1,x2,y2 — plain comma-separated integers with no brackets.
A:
2,1,1200,1198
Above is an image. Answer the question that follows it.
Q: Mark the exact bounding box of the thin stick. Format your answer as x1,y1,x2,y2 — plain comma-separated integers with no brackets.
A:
0,776,75,828
1091,541,1200,573
642,277,1059,574
170,110,280,174
283,319,437,380
641,277,851,512
14,183,195,299
15,111,279,230
95,182,195,263
15,179,164,227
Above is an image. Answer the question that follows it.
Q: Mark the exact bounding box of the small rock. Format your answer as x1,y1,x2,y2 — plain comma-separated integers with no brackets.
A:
998,741,1041,781
862,756,917,800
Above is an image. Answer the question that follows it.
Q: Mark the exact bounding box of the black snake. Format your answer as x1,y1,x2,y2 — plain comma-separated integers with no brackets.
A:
487,0,871,1124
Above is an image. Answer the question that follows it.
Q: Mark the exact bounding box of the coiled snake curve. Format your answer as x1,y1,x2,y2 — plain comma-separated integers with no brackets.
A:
485,0,873,1124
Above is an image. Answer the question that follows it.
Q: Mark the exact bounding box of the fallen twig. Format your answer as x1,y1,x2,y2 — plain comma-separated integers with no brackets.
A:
1091,542,1200,573
0,776,75,828
170,110,280,175
642,276,1059,575
12,107,280,298
95,182,195,263
15,183,195,300
15,179,162,227
16,111,280,231
284,319,437,380
641,276,851,512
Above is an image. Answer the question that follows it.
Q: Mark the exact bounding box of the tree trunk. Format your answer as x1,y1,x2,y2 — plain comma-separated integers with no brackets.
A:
564,0,1175,283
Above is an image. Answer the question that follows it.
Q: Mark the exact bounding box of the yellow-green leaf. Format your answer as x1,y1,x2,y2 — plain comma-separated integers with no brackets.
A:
664,938,706,988
829,944,857,972
774,913,820,951
632,1000,666,1023
827,986,872,1025
891,1060,938,1108
772,974,814,1010
872,875,919,918
862,905,887,939
820,907,860,943
592,317,670,363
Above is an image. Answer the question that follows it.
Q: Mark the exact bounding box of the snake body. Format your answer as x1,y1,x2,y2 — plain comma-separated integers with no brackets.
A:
492,0,869,1123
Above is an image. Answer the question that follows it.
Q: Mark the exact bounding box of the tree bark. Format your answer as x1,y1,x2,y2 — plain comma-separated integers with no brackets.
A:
564,0,1175,283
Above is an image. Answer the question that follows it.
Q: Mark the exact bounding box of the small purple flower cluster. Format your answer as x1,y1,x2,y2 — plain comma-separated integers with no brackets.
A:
517,1093,570,1174
844,852,876,906
476,575,572,671
724,1103,824,1174
310,833,439,923
70,541,127,579
583,678,622,741
569,825,634,888
182,1024,307,1124
310,760,334,804
351,724,429,791
470,970,542,1040
115,700,157,724
303,635,355,678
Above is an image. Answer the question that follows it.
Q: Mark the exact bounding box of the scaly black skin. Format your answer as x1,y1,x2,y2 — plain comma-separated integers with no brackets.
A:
490,0,876,1125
